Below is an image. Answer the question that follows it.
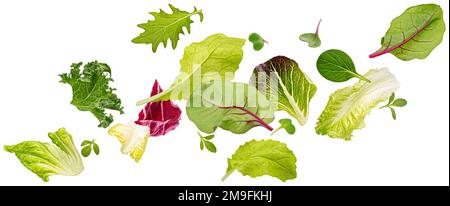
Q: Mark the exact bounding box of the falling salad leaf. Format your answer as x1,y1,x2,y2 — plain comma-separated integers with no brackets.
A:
379,93,408,120
317,49,371,83
222,140,297,182
132,4,204,52
271,118,296,136
4,128,84,182
369,4,445,60
135,80,182,136
299,19,322,48
59,61,124,128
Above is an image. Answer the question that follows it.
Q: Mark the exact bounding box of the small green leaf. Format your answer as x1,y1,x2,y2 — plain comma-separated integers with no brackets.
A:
203,135,215,140
248,33,266,51
299,19,322,48
204,141,217,153
93,143,100,155
249,33,262,42
200,140,204,150
391,99,407,107
253,41,264,51
81,146,92,157
317,49,371,83
284,125,296,135
272,119,296,135
81,140,91,146
390,107,397,120
299,33,321,48
388,93,395,104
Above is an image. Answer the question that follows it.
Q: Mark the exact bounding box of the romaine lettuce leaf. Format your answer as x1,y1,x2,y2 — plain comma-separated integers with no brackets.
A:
4,128,84,182
316,68,400,140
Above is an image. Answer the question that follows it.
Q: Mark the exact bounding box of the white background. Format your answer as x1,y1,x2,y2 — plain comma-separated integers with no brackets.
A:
0,0,448,186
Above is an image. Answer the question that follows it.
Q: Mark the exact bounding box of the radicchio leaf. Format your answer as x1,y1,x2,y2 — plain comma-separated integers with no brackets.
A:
135,80,182,136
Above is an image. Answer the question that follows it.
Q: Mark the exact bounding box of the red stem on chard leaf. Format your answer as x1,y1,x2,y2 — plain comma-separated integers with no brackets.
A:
315,19,322,36
369,13,434,58
219,106,273,131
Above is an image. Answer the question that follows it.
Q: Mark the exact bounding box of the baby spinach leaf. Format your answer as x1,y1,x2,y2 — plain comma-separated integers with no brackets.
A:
317,49,371,83
250,56,316,126
187,82,274,134
369,4,445,60
132,4,204,52
60,62,124,128
299,19,322,48
137,34,245,105
222,140,297,182
271,118,296,136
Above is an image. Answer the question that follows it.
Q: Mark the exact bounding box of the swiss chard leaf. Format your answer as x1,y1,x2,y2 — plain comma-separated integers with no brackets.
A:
222,140,297,182
250,56,316,126
316,68,400,140
187,82,274,134
369,4,445,60
4,128,84,182
132,4,204,52
60,62,124,128
317,49,371,83
135,80,182,136
137,34,245,105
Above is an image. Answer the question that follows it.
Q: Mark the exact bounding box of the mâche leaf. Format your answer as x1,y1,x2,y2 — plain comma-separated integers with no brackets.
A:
137,34,245,105
132,4,204,52
316,68,400,140
250,56,316,126
369,4,446,60
4,128,84,182
187,82,274,134
60,61,124,128
222,140,297,182
317,49,371,83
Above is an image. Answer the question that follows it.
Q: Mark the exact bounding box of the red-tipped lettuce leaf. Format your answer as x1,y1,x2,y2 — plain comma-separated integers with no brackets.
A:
135,80,182,136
